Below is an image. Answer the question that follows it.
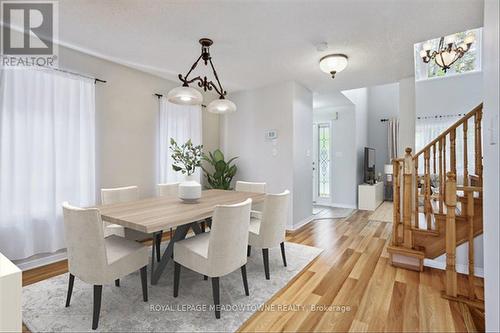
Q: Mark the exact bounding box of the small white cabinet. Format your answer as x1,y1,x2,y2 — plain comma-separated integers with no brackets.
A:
358,182,384,211
0,252,22,332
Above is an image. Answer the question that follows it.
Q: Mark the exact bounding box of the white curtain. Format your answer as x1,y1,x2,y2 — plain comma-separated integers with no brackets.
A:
415,116,475,181
0,68,96,260
157,97,202,183
387,118,399,160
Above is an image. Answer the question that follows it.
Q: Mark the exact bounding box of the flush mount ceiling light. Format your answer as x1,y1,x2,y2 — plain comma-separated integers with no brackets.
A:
319,54,348,79
167,38,236,114
419,33,475,72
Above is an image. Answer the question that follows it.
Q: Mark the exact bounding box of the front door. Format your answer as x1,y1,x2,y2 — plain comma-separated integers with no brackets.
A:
312,122,332,205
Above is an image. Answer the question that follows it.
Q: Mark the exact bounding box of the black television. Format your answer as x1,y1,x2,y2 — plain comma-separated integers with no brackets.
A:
364,147,376,184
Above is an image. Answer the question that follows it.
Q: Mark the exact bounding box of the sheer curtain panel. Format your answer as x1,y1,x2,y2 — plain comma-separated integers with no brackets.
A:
157,97,202,183
0,68,96,260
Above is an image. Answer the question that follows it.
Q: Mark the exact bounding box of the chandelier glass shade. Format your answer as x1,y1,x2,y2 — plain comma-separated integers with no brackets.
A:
166,85,203,105
167,38,236,114
319,54,348,79
420,33,475,72
207,98,237,114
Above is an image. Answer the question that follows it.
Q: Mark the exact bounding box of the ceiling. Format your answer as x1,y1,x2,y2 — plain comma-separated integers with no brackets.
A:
57,0,484,94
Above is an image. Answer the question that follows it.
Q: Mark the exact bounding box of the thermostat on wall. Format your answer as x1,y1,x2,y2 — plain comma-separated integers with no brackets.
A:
265,129,278,141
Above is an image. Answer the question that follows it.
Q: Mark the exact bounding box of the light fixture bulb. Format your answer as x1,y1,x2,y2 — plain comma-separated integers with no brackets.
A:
464,34,475,45
319,54,348,79
422,42,432,51
445,35,456,45
166,86,203,105
207,98,236,114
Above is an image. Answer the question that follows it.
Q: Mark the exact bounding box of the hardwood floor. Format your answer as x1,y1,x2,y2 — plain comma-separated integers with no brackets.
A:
22,208,485,332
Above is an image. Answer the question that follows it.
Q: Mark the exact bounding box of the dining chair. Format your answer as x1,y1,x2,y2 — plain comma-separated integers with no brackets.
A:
235,180,266,219
157,182,180,197
62,202,148,330
101,186,163,263
247,190,290,279
173,198,252,319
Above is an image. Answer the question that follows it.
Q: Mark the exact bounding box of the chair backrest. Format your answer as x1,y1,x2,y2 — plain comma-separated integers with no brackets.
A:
101,185,139,205
235,181,266,193
62,202,107,284
157,183,180,197
207,198,252,276
259,190,290,248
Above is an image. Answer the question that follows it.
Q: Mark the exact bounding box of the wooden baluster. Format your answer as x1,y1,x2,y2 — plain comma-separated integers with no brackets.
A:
439,138,444,214
450,129,456,176
403,148,413,249
463,121,469,187
392,159,400,246
443,138,447,201
424,150,432,230
445,172,457,298
433,143,437,174
467,189,475,299
475,110,483,188
414,156,419,229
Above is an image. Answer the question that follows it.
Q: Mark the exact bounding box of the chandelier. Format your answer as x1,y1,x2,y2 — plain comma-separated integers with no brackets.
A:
167,38,236,114
419,33,475,72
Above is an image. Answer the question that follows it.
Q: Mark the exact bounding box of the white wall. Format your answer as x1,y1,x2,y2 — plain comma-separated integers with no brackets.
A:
482,0,499,330
222,81,313,228
313,105,357,208
367,83,400,176
292,83,313,225
416,72,483,117
399,77,416,154
343,88,369,187
59,46,220,200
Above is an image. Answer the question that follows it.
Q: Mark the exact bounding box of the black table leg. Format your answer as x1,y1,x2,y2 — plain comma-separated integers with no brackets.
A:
151,223,192,285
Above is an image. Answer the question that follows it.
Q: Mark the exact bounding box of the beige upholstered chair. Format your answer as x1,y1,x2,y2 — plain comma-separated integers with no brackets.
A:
157,182,180,197
100,186,138,238
173,199,252,319
62,202,148,330
101,186,163,263
247,190,290,279
235,181,266,219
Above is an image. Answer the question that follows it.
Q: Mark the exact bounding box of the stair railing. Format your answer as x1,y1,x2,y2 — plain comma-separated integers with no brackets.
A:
412,103,483,232
393,103,484,308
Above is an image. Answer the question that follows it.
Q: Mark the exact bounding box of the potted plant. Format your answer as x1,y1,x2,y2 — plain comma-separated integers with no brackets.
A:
201,149,238,190
170,138,203,202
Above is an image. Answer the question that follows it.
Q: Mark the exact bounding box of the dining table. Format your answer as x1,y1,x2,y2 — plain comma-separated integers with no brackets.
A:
96,189,265,285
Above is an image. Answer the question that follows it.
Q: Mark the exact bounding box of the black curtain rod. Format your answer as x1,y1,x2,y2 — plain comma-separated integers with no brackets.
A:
44,66,106,84
154,93,207,108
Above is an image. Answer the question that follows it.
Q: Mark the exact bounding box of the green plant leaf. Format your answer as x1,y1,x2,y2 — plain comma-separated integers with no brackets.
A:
213,149,224,162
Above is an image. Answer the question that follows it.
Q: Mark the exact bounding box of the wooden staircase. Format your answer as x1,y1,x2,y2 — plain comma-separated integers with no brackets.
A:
387,103,484,308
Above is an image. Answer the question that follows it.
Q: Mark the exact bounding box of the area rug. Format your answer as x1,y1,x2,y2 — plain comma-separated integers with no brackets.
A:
369,201,393,222
23,242,323,332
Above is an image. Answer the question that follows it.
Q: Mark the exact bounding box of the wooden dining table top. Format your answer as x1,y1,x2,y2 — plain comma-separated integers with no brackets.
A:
95,189,265,234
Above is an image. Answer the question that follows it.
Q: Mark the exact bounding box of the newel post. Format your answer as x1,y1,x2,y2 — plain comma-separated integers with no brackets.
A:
402,147,413,249
445,172,458,297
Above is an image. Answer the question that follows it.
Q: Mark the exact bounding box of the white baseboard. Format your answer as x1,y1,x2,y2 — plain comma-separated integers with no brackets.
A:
287,214,316,232
14,251,67,271
424,259,484,277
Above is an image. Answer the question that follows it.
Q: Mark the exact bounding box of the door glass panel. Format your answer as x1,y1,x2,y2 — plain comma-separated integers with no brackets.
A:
318,123,330,197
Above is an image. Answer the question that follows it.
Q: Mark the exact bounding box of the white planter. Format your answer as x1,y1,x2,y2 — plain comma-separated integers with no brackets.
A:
178,175,202,203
